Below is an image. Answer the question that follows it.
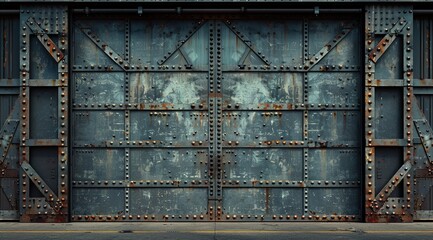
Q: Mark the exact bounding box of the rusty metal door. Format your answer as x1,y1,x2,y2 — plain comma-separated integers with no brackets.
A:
71,14,362,221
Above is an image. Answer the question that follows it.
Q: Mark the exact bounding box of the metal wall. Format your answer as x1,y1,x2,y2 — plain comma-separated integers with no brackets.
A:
0,3,432,223
0,15,19,220
413,15,433,221
70,14,362,222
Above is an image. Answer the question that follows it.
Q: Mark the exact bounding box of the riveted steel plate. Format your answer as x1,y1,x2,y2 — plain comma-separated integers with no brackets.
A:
71,14,362,222
0,15,19,220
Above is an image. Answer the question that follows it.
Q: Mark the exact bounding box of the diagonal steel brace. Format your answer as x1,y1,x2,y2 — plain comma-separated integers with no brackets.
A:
368,18,408,63
77,24,131,71
158,20,206,66
0,100,19,170
224,21,270,66
26,17,65,63
372,161,412,212
21,161,63,212
304,22,356,70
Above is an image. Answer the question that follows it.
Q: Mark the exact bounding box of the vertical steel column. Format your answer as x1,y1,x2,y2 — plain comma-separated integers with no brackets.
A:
365,5,413,222
124,18,130,218
19,5,68,222
208,21,218,220
365,6,377,222
403,13,414,222
302,18,309,218
215,21,224,221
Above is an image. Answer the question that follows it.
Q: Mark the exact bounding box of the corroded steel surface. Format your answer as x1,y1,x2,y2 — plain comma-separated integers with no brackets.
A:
70,12,363,222
0,3,433,223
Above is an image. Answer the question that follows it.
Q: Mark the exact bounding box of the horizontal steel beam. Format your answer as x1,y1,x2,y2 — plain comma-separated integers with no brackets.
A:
0,10,19,14
72,7,362,14
414,9,433,14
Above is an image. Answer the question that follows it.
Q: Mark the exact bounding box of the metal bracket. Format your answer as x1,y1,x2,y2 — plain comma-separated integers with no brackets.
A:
26,18,65,63
224,21,270,66
0,100,19,170
368,18,408,63
158,20,205,66
372,161,412,212
77,24,131,71
20,162,62,212
304,23,355,70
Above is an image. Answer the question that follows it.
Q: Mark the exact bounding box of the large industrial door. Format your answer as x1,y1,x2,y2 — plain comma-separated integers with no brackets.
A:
71,14,362,221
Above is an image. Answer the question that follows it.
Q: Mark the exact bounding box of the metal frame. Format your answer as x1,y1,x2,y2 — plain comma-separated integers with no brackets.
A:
19,5,69,222
364,5,414,222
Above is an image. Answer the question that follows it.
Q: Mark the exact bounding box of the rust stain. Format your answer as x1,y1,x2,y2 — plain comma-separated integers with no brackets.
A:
259,103,270,110
209,93,223,98
272,104,284,110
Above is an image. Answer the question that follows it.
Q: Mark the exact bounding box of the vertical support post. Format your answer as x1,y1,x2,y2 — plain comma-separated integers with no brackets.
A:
365,5,413,222
124,18,130,219
402,10,414,220
215,21,223,220
208,21,218,220
19,5,69,222
302,18,309,219
19,11,30,221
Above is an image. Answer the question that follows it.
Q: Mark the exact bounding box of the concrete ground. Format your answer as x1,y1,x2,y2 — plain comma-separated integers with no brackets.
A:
0,222,432,240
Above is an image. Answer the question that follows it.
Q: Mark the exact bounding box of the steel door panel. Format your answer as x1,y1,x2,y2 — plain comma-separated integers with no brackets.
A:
222,188,267,215
309,149,361,181
222,73,303,106
222,188,304,216
222,111,303,143
72,188,125,215
130,20,209,69
129,149,207,180
309,188,361,216
308,111,361,142
73,20,124,70
309,20,355,57
269,189,304,215
308,73,361,105
73,111,125,142
129,188,208,215
222,149,303,181
73,149,125,181
130,111,208,144
374,88,403,139
308,22,360,70
74,73,125,104
29,88,58,139
220,20,303,68
129,73,208,105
